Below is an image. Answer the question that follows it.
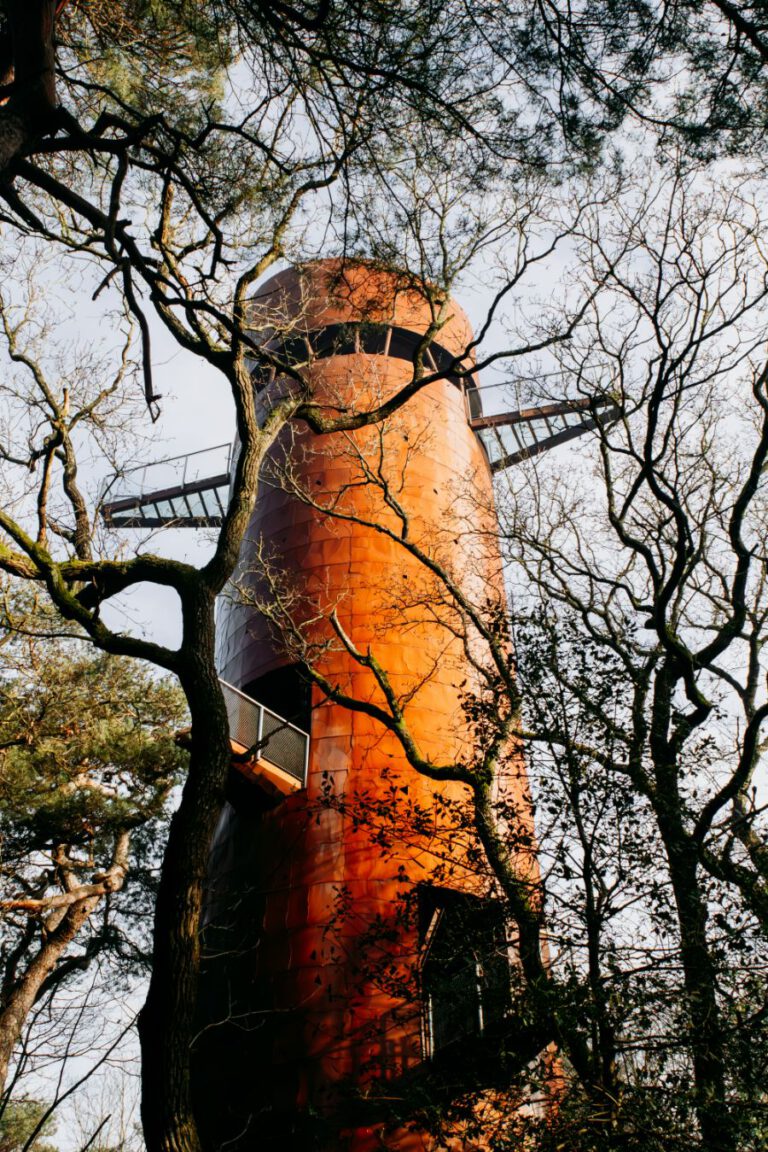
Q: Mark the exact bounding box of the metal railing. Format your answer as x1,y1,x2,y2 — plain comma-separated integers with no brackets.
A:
100,443,234,528
102,443,233,502
219,679,310,787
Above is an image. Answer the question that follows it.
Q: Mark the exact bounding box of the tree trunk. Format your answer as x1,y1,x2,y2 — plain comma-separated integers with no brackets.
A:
138,593,230,1152
581,835,620,1120
0,0,58,175
656,799,733,1151
0,892,102,1096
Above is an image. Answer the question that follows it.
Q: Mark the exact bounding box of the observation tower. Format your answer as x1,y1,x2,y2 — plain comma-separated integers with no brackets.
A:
103,260,615,1150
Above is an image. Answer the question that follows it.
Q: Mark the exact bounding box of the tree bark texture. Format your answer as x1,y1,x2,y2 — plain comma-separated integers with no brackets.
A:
137,595,230,1152
664,827,732,1150
0,891,107,1095
0,0,57,174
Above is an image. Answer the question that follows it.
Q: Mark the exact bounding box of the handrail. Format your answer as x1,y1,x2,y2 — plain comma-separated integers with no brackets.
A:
219,678,310,787
101,442,232,503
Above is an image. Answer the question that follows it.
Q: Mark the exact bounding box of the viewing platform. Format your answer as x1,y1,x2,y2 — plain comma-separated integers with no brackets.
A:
220,679,310,796
101,444,232,528
176,679,309,796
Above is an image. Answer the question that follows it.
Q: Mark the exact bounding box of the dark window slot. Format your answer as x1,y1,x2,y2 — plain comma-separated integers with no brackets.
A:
250,363,274,390
357,323,389,355
388,326,422,363
272,335,311,367
253,324,469,393
466,387,483,420
309,324,356,358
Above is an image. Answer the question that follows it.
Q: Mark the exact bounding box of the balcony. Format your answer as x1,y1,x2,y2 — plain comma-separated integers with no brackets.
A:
101,444,232,528
466,387,620,473
220,679,310,795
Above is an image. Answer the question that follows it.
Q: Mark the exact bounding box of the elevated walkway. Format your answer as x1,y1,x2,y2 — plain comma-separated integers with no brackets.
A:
467,390,620,472
99,393,621,534
101,444,232,528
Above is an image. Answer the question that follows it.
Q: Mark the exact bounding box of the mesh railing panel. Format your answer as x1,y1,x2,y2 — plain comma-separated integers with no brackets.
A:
222,685,261,751
219,680,308,786
260,709,308,781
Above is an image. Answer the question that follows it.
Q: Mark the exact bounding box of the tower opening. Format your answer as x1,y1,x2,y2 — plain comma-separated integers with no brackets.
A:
420,887,513,1058
242,662,312,735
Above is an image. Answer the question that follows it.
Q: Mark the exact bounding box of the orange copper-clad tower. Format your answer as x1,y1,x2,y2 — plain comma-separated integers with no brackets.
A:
195,262,537,1150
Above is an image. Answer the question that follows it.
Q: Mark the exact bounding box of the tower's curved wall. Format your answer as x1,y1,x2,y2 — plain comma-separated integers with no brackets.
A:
200,262,530,1151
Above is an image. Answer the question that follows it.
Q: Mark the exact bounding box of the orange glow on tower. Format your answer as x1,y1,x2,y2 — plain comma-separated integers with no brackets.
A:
197,262,539,1150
